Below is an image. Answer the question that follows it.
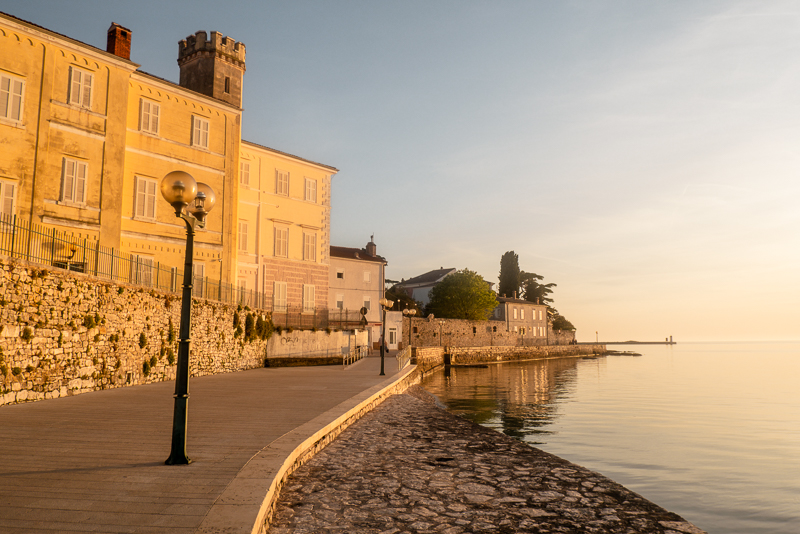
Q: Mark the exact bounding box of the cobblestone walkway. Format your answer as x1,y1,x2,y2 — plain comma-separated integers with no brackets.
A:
268,387,706,534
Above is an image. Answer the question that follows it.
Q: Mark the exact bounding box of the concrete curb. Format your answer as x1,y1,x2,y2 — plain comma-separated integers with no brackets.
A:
196,363,419,534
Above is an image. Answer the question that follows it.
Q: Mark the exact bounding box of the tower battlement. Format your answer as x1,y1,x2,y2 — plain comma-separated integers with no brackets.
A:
178,31,246,69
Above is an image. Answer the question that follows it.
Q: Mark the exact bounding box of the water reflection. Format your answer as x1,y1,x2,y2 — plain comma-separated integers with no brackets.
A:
424,357,590,443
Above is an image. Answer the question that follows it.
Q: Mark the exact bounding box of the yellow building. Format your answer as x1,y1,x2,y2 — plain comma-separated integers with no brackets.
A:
0,11,336,303
238,141,337,314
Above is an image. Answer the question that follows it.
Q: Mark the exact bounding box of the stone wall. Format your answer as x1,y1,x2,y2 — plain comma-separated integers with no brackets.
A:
405,317,575,348
0,257,357,406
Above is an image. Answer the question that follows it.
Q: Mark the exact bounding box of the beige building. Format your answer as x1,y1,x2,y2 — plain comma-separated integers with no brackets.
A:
237,141,336,313
329,239,387,347
0,12,336,305
493,296,549,342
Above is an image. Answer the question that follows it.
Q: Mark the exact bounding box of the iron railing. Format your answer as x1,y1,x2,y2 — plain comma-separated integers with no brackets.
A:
395,346,412,370
0,215,369,331
343,345,371,367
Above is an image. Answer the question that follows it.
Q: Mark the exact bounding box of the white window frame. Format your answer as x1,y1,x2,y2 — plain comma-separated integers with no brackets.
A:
133,176,158,221
303,232,316,262
240,161,250,187
363,296,371,311
276,170,289,196
139,99,160,135
302,284,315,313
521,309,525,320
274,281,287,312
0,73,25,123
304,178,317,202
69,66,93,109
274,226,288,257
0,179,16,221
60,157,87,205
191,115,209,148
513,308,518,320
238,220,248,252
363,271,371,283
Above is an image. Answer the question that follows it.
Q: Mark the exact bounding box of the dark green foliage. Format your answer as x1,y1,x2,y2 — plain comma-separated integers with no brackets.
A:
12,367,22,376
521,272,556,307
20,327,33,342
83,315,96,329
167,348,175,365
384,284,422,313
244,313,255,341
118,287,124,294
149,355,158,368
167,318,176,343
425,269,498,320
25,365,34,373
255,315,273,340
138,333,147,349
233,311,241,329
0,364,7,376
142,360,151,376
57,332,63,347
552,315,575,331
498,251,521,298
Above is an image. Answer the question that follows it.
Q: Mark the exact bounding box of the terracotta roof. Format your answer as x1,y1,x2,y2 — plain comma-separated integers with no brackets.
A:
330,245,387,264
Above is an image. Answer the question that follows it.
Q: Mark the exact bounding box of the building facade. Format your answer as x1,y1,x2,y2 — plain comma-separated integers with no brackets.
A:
398,268,456,307
0,12,336,304
329,239,387,347
492,296,549,342
237,141,336,313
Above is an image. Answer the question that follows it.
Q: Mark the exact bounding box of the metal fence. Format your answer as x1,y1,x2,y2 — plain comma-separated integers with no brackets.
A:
0,215,368,330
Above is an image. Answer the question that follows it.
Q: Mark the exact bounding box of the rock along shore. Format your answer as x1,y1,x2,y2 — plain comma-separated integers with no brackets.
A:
268,386,706,534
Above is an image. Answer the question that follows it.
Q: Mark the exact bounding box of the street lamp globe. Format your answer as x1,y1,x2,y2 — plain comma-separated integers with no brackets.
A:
189,182,217,224
160,170,198,215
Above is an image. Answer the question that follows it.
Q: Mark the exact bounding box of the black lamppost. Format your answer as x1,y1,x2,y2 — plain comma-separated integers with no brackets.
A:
378,297,394,376
402,308,416,350
160,170,216,466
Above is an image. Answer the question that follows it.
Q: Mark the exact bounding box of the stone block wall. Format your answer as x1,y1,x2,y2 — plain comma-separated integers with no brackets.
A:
0,257,353,406
406,317,576,348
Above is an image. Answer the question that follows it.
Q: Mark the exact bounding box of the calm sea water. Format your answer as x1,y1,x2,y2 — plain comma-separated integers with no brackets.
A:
421,342,800,534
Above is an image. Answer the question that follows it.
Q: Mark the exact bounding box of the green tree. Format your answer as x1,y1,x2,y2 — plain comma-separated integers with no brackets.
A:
552,314,575,331
425,269,497,320
520,271,556,306
385,284,422,313
498,251,521,298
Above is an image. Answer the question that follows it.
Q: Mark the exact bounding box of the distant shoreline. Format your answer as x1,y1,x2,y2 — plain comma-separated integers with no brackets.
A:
579,341,677,345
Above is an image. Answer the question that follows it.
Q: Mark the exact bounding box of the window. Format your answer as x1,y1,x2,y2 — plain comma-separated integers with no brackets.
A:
0,74,24,122
240,161,250,186
69,67,93,108
192,116,209,148
363,271,371,283
521,309,525,320
304,178,317,202
0,179,16,221
302,284,315,313
336,294,344,309
363,297,371,311
139,99,160,134
514,326,518,332
274,227,288,257
513,308,518,320
336,270,344,279
520,327,526,335
60,158,87,205
276,170,289,196
133,255,154,286
303,232,316,261
472,326,477,334
388,328,397,345
192,262,205,298
274,281,287,312
539,310,543,320
134,176,157,221
238,220,248,252
224,76,231,94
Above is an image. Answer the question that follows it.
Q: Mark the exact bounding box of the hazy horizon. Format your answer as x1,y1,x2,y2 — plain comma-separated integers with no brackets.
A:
4,1,798,342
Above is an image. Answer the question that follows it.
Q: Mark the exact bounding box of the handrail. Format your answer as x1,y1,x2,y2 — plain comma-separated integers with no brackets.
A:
396,347,412,370
343,345,369,367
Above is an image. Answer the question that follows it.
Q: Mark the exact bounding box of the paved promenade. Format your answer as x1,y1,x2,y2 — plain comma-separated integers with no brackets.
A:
0,354,407,533
268,387,707,534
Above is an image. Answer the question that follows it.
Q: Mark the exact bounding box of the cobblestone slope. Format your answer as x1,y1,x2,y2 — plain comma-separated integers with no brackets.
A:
268,387,706,534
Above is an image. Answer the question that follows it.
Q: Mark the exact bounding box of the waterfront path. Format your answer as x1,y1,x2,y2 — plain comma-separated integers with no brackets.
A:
0,353,410,533
268,386,707,534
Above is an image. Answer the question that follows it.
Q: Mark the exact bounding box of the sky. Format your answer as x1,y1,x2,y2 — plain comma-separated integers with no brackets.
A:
4,0,799,342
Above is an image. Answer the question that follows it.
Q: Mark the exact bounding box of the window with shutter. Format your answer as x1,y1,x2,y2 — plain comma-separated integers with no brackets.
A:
240,161,250,186
0,179,16,220
0,74,24,122
274,227,288,257
69,67,93,108
134,176,157,221
192,116,209,148
276,170,289,196
139,99,160,134
303,285,315,313
274,281,287,312
60,158,87,205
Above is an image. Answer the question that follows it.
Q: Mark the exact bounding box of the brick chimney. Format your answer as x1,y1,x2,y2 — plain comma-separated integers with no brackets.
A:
106,23,132,60
365,235,376,257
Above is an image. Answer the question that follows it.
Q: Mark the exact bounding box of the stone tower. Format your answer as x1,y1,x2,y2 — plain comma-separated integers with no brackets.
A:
177,31,246,108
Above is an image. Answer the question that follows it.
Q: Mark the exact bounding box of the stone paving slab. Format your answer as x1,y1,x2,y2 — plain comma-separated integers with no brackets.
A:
267,387,707,534
0,354,407,533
